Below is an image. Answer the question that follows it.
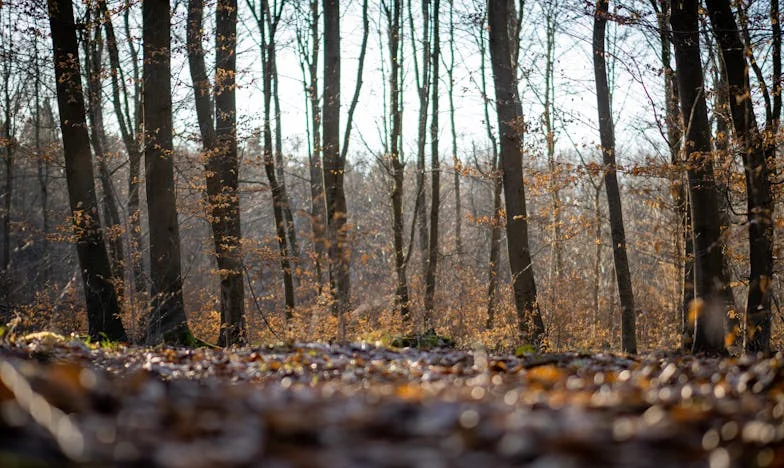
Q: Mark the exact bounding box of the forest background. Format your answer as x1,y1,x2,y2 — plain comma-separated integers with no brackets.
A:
1,0,782,354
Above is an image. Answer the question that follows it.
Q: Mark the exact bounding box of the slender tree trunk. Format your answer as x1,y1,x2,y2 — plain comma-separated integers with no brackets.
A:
188,0,246,345
323,0,351,335
652,0,696,350
271,52,299,260
216,0,246,344
33,37,49,285
447,0,461,256
409,0,430,274
670,0,728,354
543,5,562,283
100,0,144,300
306,0,327,293
593,0,636,353
386,0,410,319
256,0,296,317
423,0,440,326
48,0,127,342
142,0,192,345
487,0,545,348
82,12,126,300
705,0,774,353
1,15,12,304
477,15,503,330
486,156,503,330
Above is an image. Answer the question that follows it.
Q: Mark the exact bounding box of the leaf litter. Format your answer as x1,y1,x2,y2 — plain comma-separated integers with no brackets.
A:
0,336,783,467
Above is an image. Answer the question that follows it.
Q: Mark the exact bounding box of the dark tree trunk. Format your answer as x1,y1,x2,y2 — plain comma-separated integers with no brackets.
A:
593,0,637,353
256,0,296,317
100,0,144,301
477,16,502,330
410,0,430,274
386,0,410,319
1,22,12,305
486,158,503,330
323,0,350,335
82,11,126,300
670,0,728,354
47,0,127,342
142,0,192,345
487,0,545,349
271,51,299,261
423,0,440,326
705,0,773,353
187,0,246,345
33,37,50,285
652,0,695,350
306,0,327,294
447,0,461,257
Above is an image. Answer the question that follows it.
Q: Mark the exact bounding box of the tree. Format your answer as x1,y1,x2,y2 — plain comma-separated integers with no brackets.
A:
409,0,431,273
649,0,695,350
670,0,728,354
593,0,637,353
322,0,347,332
187,0,246,345
446,0,461,256
383,0,412,319
82,4,126,300
322,0,368,335
99,0,145,300
47,0,127,342
423,0,441,326
0,4,18,306
487,0,545,348
705,0,774,353
143,0,192,345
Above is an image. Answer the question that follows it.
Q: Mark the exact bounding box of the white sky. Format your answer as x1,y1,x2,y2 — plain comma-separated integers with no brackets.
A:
163,0,668,169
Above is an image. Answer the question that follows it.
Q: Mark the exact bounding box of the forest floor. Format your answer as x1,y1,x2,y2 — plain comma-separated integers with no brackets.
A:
0,334,782,467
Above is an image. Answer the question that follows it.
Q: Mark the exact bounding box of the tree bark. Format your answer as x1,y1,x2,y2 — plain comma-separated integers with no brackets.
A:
1,19,12,306
47,0,127,342
385,0,411,319
187,0,246,345
705,0,774,353
670,0,728,354
142,0,192,345
100,0,145,300
487,0,545,348
423,0,440,326
323,0,349,335
593,0,637,353
82,10,126,301
409,0,430,274
447,0,461,257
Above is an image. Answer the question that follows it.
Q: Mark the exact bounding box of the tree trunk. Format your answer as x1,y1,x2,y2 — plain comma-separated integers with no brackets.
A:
670,0,728,354
447,0,461,257
323,0,349,335
593,0,637,353
142,0,192,345
306,0,327,294
423,0,440,326
705,0,773,353
409,0,430,275
33,37,50,285
256,0,296,317
82,11,126,300
386,0,410,319
48,0,127,342
487,0,545,348
100,0,144,300
271,51,300,260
